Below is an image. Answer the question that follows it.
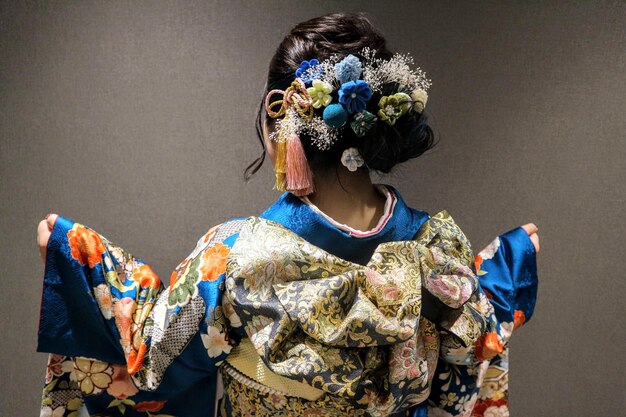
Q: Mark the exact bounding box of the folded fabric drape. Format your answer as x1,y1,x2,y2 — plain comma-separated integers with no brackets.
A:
225,211,488,414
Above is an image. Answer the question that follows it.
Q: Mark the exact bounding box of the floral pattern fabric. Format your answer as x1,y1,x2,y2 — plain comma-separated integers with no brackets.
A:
37,202,537,416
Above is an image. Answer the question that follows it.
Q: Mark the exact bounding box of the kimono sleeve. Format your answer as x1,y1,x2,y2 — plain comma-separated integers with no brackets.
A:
426,226,539,416
37,215,243,417
437,225,539,365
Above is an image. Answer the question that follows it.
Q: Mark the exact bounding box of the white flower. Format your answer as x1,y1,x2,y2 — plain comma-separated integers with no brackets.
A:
485,405,509,417
40,406,65,417
151,301,168,331
94,284,113,320
410,88,428,113
341,147,364,172
499,321,515,343
479,237,501,260
201,326,232,358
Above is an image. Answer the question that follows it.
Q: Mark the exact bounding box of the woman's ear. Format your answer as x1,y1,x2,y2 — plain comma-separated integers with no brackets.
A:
263,119,277,165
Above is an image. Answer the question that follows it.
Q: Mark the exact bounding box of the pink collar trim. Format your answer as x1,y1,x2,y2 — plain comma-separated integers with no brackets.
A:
300,184,397,238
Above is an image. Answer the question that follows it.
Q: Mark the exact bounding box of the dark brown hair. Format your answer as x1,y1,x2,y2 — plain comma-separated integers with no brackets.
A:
244,12,436,180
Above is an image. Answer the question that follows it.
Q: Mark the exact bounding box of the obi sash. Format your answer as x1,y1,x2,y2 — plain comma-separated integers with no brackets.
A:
223,210,485,414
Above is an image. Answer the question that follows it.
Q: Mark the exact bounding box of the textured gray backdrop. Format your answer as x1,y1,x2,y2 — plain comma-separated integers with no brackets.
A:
1,1,624,416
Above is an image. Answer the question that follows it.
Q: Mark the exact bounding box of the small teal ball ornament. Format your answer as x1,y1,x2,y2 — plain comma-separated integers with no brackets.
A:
323,103,348,128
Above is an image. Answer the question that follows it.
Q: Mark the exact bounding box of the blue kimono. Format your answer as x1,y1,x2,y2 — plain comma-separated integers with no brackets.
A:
37,185,538,417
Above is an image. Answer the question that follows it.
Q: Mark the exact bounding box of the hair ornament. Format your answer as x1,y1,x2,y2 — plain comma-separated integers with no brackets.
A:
378,92,412,125
266,47,431,150
350,111,377,137
338,80,373,114
334,54,362,83
410,88,428,113
306,80,333,108
341,148,365,172
263,48,430,195
265,79,314,120
295,59,323,84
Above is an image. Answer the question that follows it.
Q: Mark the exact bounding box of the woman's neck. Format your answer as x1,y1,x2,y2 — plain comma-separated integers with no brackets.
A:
306,166,387,231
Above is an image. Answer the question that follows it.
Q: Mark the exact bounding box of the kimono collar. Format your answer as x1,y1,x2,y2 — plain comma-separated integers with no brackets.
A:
259,184,430,265
224,210,482,414
299,184,397,237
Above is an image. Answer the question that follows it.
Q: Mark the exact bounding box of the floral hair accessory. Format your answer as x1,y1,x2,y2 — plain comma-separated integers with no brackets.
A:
377,92,412,125
341,148,365,172
295,59,322,84
334,54,362,83
410,88,428,113
338,80,373,114
350,111,377,137
306,80,333,108
266,47,431,150
264,47,431,195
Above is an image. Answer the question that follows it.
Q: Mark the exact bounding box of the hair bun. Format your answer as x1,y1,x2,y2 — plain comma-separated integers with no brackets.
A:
357,109,434,173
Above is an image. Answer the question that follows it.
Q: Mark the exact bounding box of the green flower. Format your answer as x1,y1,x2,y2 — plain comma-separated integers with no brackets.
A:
377,92,412,125
350,111,377,137
168,256,202,307
306,79,333,108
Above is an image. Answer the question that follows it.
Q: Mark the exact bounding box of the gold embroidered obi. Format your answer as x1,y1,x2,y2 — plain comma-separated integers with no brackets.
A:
223,211,484,416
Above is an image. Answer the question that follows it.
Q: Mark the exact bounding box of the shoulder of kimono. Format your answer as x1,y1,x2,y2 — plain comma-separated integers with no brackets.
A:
192,217,249,252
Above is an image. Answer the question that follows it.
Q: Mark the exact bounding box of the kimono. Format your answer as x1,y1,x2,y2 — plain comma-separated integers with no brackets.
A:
37,184,538,417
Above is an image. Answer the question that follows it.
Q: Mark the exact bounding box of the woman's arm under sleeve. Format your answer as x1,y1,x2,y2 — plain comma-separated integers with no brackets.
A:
37,216,241,417
426,226,539,415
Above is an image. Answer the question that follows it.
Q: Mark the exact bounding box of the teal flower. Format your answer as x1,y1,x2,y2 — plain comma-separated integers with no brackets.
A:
350,111,377,137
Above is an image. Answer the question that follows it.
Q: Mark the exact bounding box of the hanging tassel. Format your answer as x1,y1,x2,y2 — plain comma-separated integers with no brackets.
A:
286,134,314,196
273,139,287,191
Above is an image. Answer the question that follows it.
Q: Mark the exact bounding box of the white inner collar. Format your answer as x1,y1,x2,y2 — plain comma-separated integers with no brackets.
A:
299,184,397,238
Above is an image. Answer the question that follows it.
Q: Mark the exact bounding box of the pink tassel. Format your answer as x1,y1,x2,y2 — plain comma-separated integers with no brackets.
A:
286,134,314,196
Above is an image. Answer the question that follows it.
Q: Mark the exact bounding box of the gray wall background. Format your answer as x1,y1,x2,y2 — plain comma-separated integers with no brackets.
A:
1,1,624,416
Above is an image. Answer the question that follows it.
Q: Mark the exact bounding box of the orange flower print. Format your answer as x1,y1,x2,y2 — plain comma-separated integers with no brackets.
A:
474,331,504,361
133,400,167,412
67,224,106,268
131,264,161,288
474,255,483,272
200,243,230,281
483,288,494,299
127,341,147,375
475,254,487,276
513,309,526,330
169,270,179,291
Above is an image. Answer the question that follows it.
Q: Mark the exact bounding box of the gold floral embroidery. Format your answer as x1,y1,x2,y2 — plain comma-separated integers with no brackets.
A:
224,211,483,416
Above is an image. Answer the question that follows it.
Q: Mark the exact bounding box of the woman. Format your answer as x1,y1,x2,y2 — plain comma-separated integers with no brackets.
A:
36,12,539,417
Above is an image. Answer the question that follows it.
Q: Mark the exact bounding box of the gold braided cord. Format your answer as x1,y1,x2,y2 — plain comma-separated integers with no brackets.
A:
265,79,314,121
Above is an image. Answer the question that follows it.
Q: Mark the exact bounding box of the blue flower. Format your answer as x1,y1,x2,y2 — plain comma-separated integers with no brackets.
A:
338,80,373,114
334,54,362,84
295,59,322,84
